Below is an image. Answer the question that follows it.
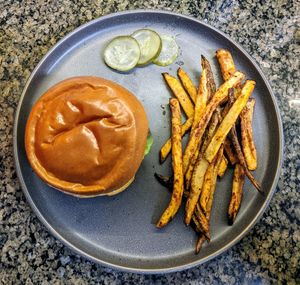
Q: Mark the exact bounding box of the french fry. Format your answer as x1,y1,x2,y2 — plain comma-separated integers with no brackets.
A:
195,234,206,254
208,148,224,215
200,146,224,215
217,155,228,177
195,148,223,254
157,99,184,228
241,98,257,170
201,55,216,101
177,68,197,103
194,204,210,240
160,117,193,163
184,67,209,189
228,164,245,224
204,80,256,163
216,49,236,82
201,110,220,152
183,71,245,173
185,155,209,225
229,118,262,193
216,49,257,170
224,138,238,165
184,148,199,190
192,68,208,131
163,73,194,118
155,173,210,238
225,91,261,192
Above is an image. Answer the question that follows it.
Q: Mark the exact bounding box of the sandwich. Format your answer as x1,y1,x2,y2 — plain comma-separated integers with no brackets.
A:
25,76,150,197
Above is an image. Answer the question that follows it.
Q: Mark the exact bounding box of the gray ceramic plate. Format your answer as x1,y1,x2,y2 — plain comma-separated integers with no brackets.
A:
14,10,283,273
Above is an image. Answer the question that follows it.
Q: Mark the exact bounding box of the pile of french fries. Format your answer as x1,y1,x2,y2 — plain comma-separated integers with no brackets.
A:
155,49,261,253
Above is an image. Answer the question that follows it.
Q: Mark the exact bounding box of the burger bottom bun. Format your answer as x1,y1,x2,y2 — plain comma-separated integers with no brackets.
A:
49,177,135,198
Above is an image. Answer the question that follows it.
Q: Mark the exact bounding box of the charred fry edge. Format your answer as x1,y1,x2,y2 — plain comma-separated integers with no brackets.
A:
241,98,257,170
217,155,228,177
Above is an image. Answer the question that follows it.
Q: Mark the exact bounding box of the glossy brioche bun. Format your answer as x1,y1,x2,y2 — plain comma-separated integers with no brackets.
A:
25,76,149,197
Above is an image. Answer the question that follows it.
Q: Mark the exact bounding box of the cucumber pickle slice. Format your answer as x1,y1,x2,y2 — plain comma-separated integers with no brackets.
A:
153,35,179,66
103,36,140,71
131,29,162,66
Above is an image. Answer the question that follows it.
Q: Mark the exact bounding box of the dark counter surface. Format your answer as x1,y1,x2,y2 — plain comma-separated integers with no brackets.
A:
0,1,299,284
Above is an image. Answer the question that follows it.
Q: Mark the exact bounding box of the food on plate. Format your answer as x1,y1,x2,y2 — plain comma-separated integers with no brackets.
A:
224,138,238,165
184,57,209,190
182,71,245,174
177,68,197,103
204,80,256,163
103,29,178,71
186,155,209,225
25,76,149,197
217,155,228,178
227,93,261,192
153,35,179,66
156,98,184,228
156,49,262,253
131,29,162,66
240,98,257,170
162,73,194,118
200,146,223,215
228,164,245,224
103,36,141,71
159,117,193,163
216,49,236,82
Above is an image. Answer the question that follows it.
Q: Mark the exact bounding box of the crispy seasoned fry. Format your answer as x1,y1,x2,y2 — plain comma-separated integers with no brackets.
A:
184,68,209,189
198,160,216,214
183,71,245,173
195,147,223,254
156,173,210,238
194,204,210,240
184,148,199,190
226,91,261,192
192,68,208,131
229,119,262,192
201,55,216,101
204,80,256,163
185,155,209,225
157,99,184,228
200,146,223,214
195,234,206,254
228,164,245,224
160,117,193,163
177,68,197,103
206,147,224,217
163,73,194,118
216,49,236,82
224,138,238,165
217,155,228,177
201,110,220,152
241,98,257,170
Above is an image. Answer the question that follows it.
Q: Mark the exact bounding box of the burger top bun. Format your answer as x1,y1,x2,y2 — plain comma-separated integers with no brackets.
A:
25,76,149,197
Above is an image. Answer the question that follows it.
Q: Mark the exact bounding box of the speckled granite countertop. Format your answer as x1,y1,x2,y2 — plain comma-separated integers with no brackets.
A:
1,1,299,284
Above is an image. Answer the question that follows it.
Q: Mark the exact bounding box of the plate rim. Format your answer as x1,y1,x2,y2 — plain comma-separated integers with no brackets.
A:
13,9,284,274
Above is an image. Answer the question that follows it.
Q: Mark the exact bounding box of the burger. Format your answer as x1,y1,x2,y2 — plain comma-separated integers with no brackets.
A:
25,76,151,197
